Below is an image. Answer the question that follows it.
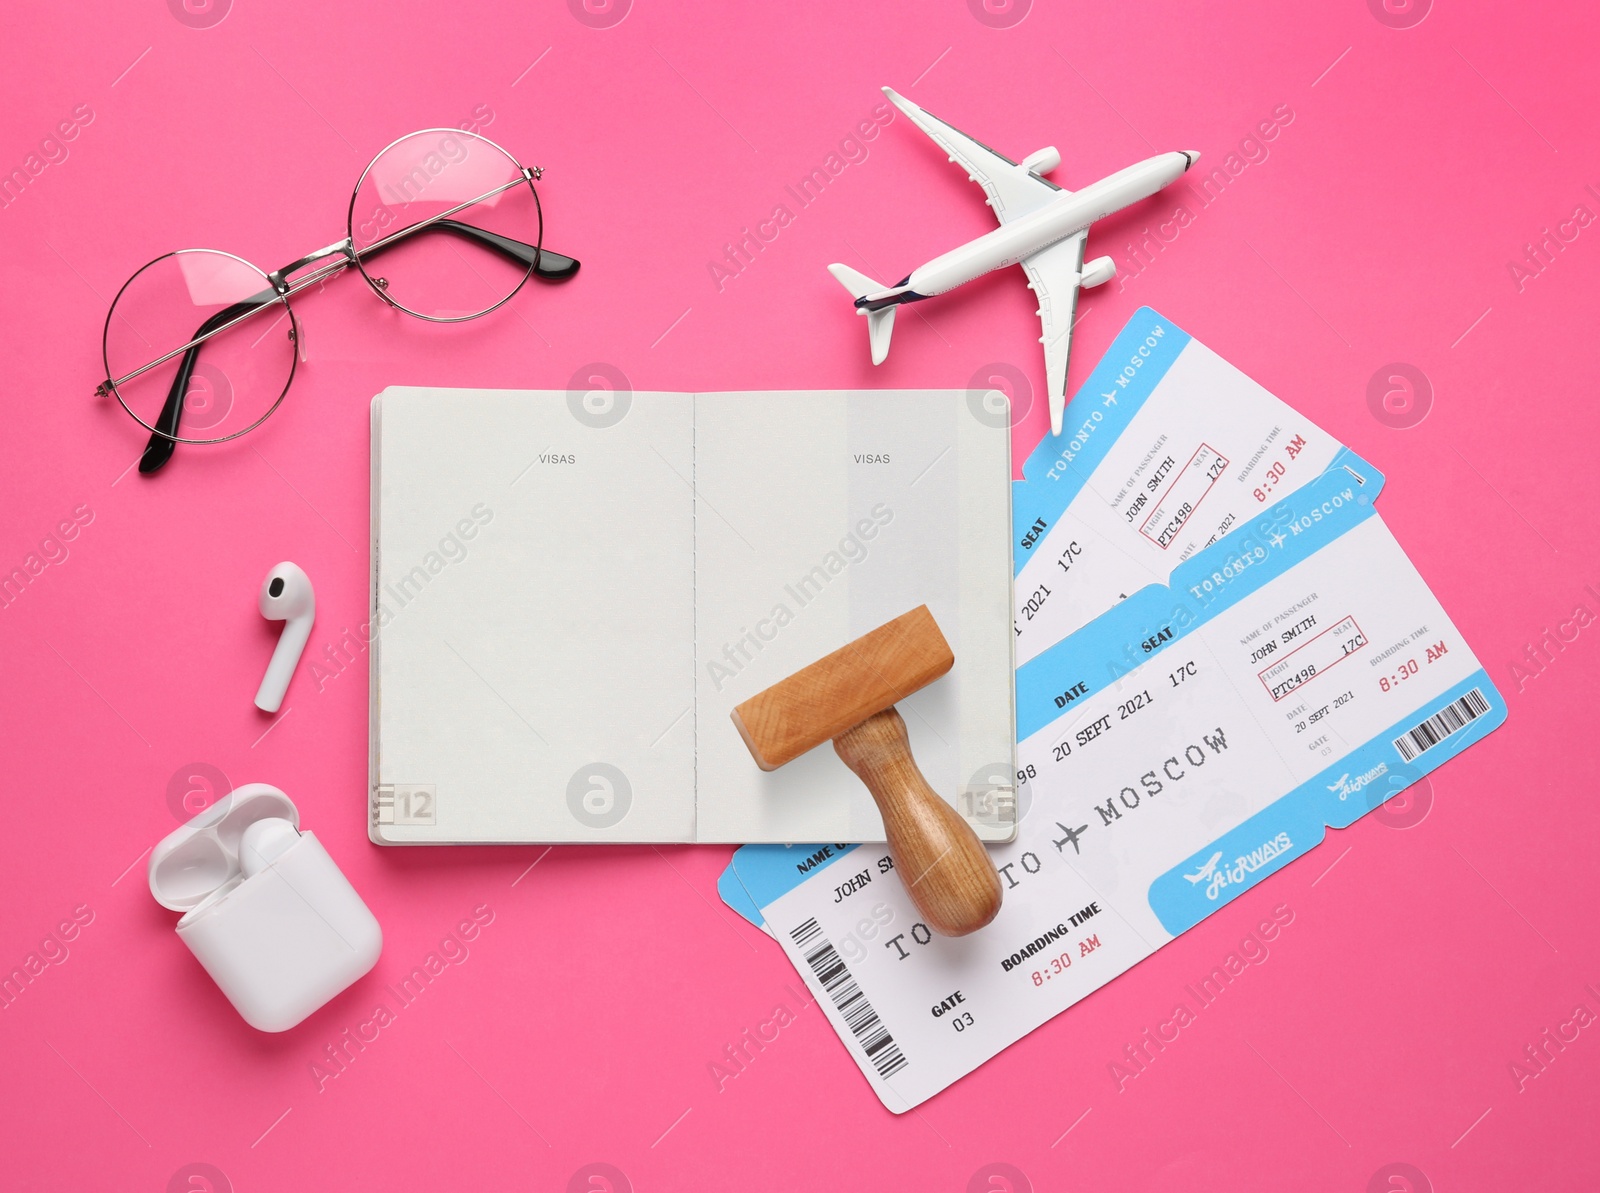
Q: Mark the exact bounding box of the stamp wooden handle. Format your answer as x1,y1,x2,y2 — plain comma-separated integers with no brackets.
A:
833,708,1003,937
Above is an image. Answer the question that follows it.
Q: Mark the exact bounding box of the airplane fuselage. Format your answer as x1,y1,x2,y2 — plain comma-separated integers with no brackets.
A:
857,151,1194,309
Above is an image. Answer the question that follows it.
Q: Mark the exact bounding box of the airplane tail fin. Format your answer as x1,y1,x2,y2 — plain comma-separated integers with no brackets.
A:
864,308,896,366
828,262,881,300
828,263,896,365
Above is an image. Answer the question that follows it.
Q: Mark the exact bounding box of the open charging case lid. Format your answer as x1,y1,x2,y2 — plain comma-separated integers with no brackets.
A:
148,783,300,913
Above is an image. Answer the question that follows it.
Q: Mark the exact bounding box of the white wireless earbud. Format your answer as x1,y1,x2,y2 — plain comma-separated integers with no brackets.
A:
238,816,302,878
254,562,315,713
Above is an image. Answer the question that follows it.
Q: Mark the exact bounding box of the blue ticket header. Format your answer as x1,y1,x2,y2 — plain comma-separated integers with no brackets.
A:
1012,308,1191,575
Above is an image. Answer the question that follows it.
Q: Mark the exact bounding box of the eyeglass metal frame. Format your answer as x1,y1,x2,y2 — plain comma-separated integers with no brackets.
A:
95,128,579,474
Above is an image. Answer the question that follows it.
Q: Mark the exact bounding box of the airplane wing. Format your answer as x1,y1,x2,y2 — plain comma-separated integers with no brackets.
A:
1020,232,1087,435
882,87,1062,225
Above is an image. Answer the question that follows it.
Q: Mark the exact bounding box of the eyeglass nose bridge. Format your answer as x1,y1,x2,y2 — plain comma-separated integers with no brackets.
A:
268,238,361,297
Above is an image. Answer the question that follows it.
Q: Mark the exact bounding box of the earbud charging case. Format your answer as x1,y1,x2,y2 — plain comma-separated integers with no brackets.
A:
149,784,382,1032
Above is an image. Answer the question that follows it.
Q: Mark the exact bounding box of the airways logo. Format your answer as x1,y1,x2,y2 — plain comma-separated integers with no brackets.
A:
1188,832,1293,901
1183,851,1223,887
1327,762,1389,801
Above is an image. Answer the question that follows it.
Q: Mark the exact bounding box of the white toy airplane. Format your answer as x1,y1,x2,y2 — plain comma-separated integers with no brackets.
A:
830,87,1199,435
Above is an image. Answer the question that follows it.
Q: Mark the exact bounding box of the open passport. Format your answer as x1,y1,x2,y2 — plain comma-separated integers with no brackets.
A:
368,387,1015,844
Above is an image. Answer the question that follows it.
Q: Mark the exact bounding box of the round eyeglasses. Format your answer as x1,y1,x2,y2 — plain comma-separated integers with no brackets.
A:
95,128,580,474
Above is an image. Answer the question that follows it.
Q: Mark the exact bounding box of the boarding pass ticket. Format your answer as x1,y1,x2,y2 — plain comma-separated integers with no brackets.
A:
1010,307,1383,664
726,470,1505,1111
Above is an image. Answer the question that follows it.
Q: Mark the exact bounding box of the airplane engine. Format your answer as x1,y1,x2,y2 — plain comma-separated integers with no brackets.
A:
1081,256,1116,288
1021,146,1060,176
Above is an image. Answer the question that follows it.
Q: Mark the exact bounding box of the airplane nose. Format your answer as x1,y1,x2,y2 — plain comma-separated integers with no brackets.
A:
1182,150,1201,169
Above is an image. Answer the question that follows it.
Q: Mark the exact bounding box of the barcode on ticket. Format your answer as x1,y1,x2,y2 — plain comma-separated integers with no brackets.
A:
790,917,908,1080
1393,688,1490,763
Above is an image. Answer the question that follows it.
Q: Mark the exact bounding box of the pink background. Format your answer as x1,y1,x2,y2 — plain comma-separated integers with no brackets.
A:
2,0,1597,1189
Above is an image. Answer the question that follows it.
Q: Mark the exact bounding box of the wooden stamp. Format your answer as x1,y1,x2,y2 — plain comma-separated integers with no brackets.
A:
731,606,1003,936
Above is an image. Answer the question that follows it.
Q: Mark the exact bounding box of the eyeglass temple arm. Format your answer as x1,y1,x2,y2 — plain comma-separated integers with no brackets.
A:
139,223,579,474
365,219,579,281
138,295,274,475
